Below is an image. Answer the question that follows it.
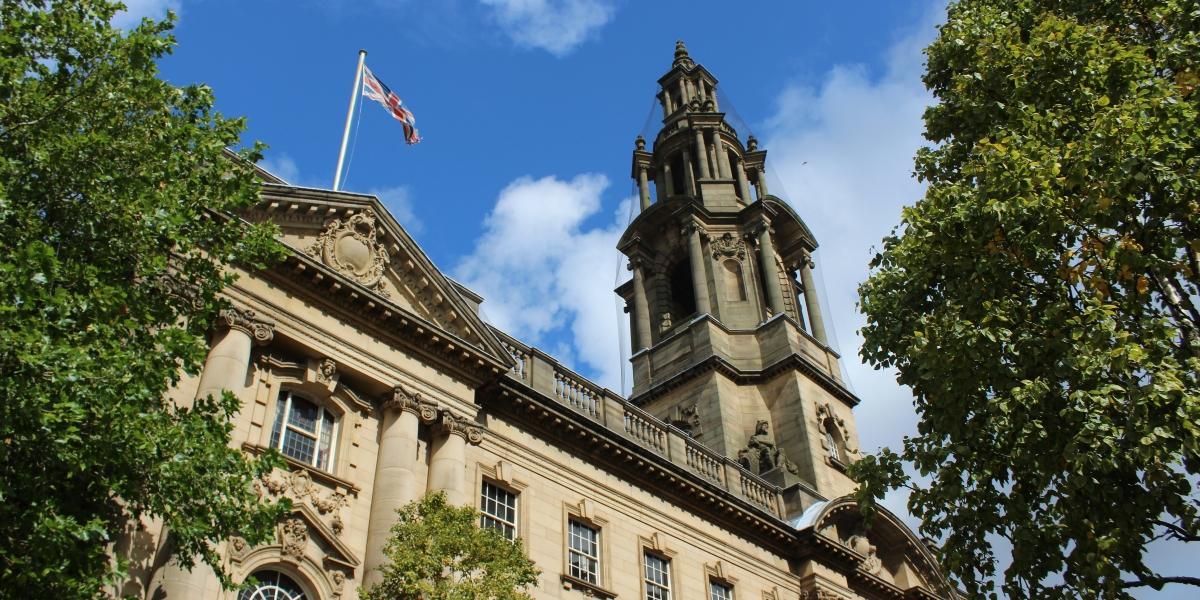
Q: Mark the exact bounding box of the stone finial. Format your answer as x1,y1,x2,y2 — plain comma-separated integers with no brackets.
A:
635,135,646,151
747,135,759,151
673,39,693,68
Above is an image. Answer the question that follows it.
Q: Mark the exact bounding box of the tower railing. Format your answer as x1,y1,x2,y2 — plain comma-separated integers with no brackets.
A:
489,327,790,519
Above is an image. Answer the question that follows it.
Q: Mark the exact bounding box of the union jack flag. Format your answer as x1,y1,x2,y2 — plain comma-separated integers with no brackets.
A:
361,65,421,145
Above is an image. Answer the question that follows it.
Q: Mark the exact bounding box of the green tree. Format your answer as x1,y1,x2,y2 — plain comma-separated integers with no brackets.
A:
0,1,286,598
853,1,1200,598
362,493,541,600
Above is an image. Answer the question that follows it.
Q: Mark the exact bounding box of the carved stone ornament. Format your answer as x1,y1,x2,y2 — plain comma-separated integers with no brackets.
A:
316,358,338,385
217,307,275,345
330,570,347,598
381,385,438,423
736,420,799,476
229,536,249,562
280,517,308,558
670,403,702,437
846,529,882,575
260,470,350,537
306,210,391,297
439,413,485,445
710,232,747,261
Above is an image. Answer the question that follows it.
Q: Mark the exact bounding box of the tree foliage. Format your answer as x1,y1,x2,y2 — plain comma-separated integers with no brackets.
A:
0,1,286,597
852,1,1200,597
362,493,541,600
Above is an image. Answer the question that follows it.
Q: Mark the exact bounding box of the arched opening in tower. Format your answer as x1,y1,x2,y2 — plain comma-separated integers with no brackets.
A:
669,153,687,198
668,259,697,323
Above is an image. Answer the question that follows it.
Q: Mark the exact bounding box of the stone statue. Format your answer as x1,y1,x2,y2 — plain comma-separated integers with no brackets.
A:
737,420,799,476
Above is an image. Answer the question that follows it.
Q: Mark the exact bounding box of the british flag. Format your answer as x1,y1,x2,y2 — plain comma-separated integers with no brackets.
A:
361,65,421,145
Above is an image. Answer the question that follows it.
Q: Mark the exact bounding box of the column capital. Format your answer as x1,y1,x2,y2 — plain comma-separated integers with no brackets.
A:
216,307,275,346
438,413,485,445
380,385,438,423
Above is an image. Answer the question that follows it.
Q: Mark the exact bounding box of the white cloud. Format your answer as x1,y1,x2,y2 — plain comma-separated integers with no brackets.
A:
454,174,631,390
479,0,615,56
762,5,937,465
112,0,181,29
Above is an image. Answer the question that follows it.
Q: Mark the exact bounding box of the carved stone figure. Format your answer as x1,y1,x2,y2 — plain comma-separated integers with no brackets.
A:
738,420,799,476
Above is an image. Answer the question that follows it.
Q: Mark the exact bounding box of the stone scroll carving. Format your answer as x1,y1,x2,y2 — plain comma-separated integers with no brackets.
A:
380,385,439,423
736,420,799,476
439,413,485,446
306,209,391,297
217,307,275,345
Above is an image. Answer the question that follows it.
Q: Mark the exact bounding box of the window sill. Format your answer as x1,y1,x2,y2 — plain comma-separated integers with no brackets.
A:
242,442,361,494
826,455,848,473
560,574,617,598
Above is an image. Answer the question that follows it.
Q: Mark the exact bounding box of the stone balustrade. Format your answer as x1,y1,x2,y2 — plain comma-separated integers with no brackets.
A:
491,328,791,519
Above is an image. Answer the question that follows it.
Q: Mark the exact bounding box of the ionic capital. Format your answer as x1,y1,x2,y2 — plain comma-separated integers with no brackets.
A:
380,385,438,423
438,413,485,445
216,307,275,346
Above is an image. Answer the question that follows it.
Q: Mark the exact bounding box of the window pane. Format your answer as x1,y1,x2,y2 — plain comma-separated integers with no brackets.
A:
643,552,670,600
288,396,319,433
480,481,518,541
567,520,600,584
282,428,316,465
709,581,733,600
269,394,288,450
317,410,335,470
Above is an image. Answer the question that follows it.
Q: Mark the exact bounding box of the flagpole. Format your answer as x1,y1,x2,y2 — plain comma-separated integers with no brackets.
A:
332,49,367,191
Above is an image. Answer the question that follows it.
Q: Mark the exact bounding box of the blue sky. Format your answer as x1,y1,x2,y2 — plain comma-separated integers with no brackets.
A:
118,0,1190,596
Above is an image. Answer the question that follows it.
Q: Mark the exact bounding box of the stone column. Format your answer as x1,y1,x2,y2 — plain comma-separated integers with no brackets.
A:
630,259,653,351
363,388,436,587
800,255,829,345
693,129,711,179
757,225,786,316
638,166,651,211
754,166,770,197
428,414,483,506
735,159,752,201
715,136,732,179
153,307,274,599
685,223,712,315
682,149,696,196
194,307,275,402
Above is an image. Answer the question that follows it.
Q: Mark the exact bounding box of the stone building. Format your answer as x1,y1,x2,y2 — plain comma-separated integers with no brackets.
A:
125,43,955,600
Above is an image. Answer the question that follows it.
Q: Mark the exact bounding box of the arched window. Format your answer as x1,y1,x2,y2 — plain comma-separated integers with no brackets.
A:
824,417,846,463
269,391,339,471
239,570,309,600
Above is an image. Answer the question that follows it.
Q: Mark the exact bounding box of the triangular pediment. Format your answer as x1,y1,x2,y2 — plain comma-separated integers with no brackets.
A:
241,183,513,370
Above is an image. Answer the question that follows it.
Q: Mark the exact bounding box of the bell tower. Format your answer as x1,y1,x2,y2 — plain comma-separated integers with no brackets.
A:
617,41,862,514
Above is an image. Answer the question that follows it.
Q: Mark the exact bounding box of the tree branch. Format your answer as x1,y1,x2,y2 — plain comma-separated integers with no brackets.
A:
1153,519,1200,542
1121,575,1200,590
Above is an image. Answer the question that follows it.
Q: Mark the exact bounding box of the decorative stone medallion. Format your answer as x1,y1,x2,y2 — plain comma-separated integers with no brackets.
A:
307,210,390,297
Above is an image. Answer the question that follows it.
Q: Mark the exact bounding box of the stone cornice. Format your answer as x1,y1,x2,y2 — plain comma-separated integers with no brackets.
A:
262,249,509,386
